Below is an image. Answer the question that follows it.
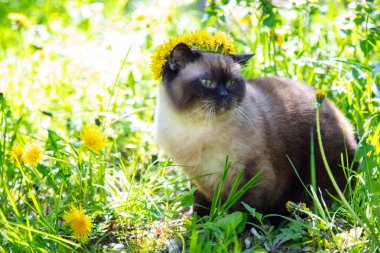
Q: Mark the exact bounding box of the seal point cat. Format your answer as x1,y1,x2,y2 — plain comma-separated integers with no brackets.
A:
154,43,357,218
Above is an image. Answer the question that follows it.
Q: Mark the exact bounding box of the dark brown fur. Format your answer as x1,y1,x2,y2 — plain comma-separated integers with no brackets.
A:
232,77,356,215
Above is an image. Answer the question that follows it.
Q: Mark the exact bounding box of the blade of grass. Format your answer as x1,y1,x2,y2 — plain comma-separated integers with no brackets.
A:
9,222,80,249
3,180,20,217
316,107,380,248
106,45,132,114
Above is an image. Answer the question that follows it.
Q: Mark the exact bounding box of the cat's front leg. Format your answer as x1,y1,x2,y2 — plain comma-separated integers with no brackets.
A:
192,187,212,217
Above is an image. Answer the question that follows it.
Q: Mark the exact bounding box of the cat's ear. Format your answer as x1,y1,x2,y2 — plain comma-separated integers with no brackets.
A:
169,43,194,71
231,54,254,65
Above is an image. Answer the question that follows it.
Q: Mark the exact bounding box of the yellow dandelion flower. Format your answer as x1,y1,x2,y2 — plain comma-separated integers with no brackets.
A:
63,204,93,240
63,204,82,224
316,89,327,107
316,89,326,102
22,142,44,167
9,145,24,164
8,12,31,28
213,31,235,54
150,30,235,80
80,125,107,152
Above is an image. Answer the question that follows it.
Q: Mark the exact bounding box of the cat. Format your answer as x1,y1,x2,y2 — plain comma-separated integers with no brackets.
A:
154,42,357,219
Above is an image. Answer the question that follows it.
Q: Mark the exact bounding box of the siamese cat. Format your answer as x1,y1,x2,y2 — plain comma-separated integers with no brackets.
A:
154,43,357,218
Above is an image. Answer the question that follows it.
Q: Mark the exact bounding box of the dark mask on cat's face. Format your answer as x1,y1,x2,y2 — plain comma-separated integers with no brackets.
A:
161,43,253,116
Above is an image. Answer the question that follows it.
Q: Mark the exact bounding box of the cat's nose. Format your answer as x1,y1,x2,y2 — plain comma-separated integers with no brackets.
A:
217,85,229,98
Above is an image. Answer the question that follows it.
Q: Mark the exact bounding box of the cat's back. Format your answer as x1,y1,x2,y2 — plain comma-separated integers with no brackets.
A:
246,76,316,110
235,76,357,212
245,76,351,129
243,76,319,144
249,76,355,186
245,76,356,152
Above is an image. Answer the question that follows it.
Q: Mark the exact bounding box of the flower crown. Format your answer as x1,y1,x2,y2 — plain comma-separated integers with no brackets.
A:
150,30,236,80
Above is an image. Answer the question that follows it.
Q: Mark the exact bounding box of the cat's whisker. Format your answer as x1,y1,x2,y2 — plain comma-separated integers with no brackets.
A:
211,106,216,121
234,103,248,119
190,103,209,115
209,106,215,125
206,109,212,126
203,103,216,126
203,106,211,126
240,107,255,129
234,107,249,128
238,106,253,124
233,103,252,128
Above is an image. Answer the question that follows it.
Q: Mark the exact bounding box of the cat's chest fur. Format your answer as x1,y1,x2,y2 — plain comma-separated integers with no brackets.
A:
155,86,250,196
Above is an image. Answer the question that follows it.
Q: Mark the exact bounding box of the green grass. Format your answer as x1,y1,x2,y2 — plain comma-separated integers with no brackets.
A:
1,0,379,252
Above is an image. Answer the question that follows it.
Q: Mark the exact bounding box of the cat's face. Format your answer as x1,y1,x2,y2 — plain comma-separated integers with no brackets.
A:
161,43,253,117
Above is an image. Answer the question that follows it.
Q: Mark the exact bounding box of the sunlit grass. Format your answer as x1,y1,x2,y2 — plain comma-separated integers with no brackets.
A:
1,0,379,252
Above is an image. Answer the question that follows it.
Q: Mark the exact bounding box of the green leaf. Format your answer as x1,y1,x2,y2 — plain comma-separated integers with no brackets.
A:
215,211,246,233
179,193,194,207
128,71,136,96
263,13,275,27
359,158,377,172
242,202,263,220
367,182,380,195
273,221,304,244
37,164,50,177
46,129,66,152
242,202,256,217
360,37,375,56
354,143,375,162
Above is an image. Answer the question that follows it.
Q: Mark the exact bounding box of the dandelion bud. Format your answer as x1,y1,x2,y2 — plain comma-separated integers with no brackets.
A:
316,89,327,107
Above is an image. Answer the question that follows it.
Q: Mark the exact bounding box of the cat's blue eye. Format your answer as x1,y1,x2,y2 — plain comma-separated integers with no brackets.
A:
226,80,236,88
200,78,214,89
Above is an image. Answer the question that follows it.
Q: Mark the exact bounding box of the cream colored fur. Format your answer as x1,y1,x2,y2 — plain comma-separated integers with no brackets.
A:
154,82,278,201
